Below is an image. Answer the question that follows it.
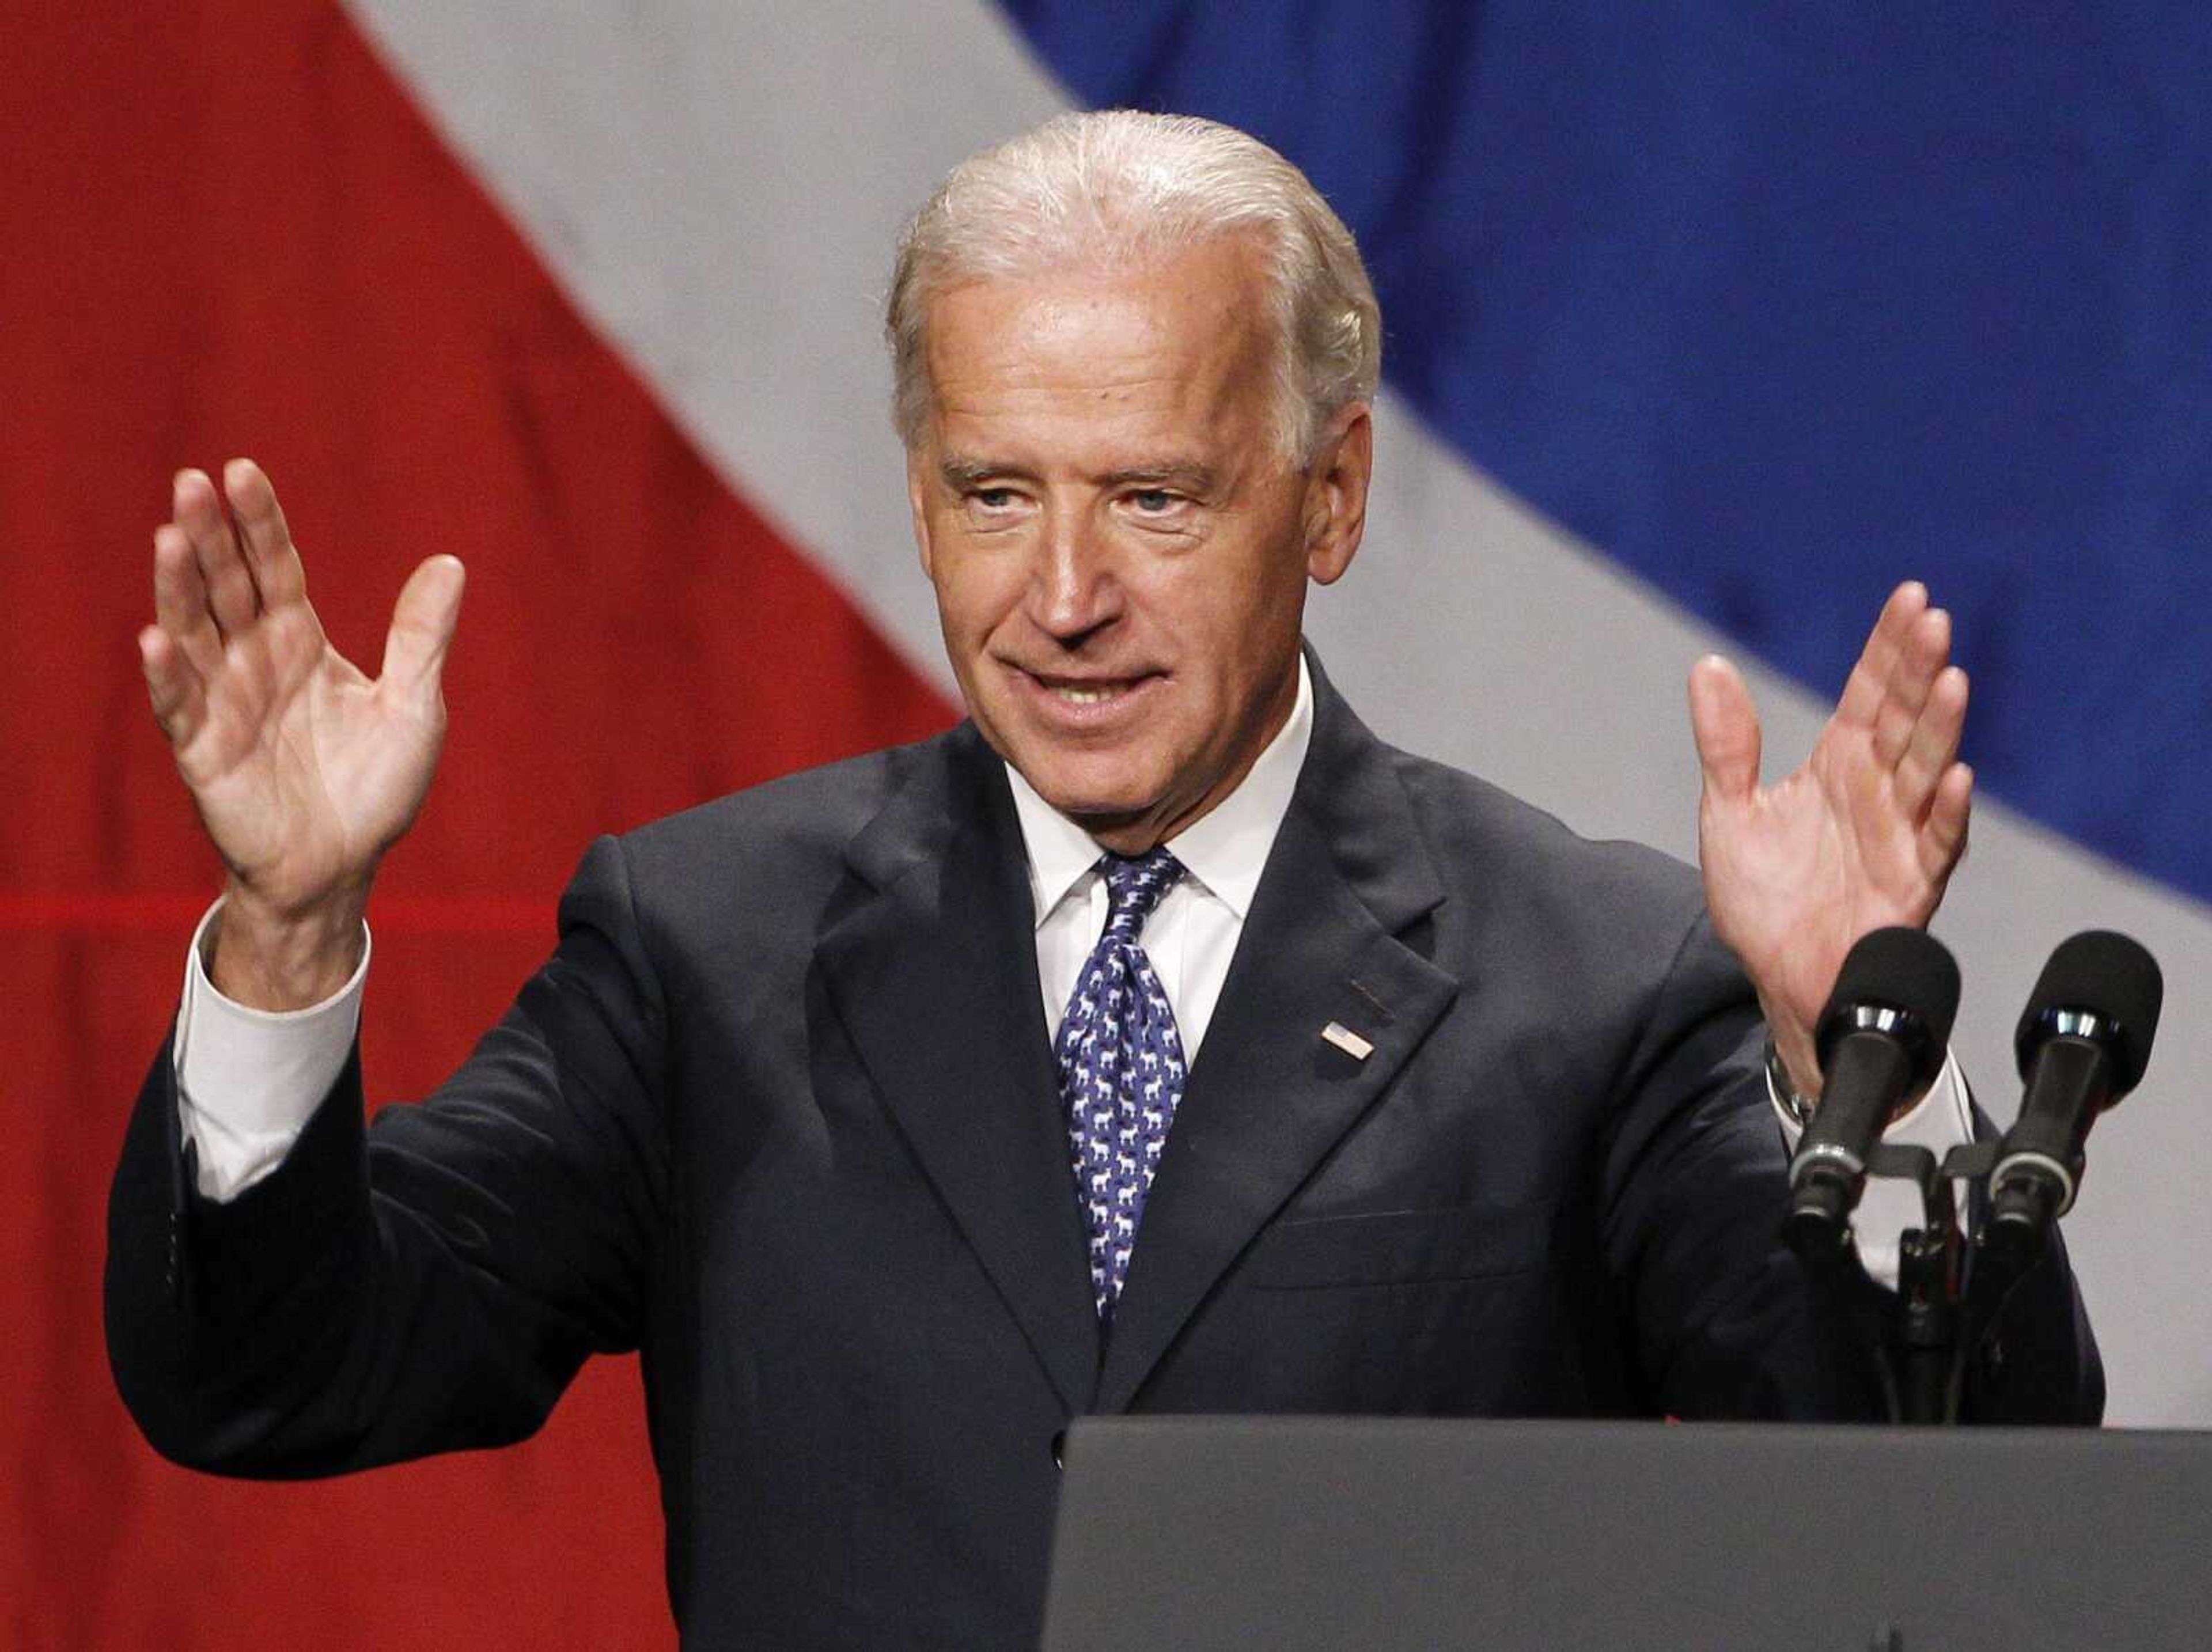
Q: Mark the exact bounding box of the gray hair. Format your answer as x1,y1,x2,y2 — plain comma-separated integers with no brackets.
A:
885,111,1381,463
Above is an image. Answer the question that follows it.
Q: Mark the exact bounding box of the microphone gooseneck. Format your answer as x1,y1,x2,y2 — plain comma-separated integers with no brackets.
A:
1784,927,1961,1260
1986,931,2164,1267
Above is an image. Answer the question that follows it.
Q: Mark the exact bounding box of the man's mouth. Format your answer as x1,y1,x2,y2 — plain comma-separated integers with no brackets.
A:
1010,666,1163,718
1048,680,1131,706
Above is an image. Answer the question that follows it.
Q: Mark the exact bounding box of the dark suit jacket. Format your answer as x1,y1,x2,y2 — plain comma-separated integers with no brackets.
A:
108,659,2100,1649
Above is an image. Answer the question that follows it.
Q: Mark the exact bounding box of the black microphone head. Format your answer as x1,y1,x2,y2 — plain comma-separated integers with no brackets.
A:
1815,926,1961,1087
2013,930,2164,1094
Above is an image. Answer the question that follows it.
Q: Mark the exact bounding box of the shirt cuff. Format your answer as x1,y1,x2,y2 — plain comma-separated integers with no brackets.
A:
1770,1046,1974,1289
172,898,369,1203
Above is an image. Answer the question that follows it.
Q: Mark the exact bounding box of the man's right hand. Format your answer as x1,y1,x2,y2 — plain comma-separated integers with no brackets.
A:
139,459,464,1010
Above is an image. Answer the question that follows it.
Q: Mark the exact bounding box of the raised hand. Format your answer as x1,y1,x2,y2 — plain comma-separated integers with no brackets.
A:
1688,582,1971,1094
139,460,465,1007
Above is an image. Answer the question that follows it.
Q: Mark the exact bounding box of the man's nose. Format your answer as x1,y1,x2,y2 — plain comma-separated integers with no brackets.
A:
1028,516,1122,642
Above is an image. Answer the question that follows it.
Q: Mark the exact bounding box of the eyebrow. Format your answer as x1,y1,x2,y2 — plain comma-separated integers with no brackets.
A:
937,455,1019,492
1098,462,1217,494
935,456,1219,494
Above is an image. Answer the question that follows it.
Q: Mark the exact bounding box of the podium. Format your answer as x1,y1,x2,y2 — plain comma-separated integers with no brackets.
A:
1041,1416,2212,1650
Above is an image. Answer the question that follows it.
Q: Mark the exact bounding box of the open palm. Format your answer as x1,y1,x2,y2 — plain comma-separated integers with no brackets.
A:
1690,583,1971,1090
141,461,464,960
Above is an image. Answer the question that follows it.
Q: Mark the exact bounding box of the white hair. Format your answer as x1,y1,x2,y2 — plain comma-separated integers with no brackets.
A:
886,111,1381,463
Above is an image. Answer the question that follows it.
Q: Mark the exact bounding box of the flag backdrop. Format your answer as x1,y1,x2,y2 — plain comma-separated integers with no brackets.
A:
6,2,2207,1645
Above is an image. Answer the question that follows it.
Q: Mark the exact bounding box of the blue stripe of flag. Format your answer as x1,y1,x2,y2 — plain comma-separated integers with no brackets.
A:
999,1,2212,905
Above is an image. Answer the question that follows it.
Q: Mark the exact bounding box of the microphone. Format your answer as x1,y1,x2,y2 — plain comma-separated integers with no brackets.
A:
1785,927,1961,1259
1986,931,2164,1265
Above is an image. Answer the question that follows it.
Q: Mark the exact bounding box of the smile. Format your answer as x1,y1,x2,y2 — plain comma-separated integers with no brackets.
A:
1010,666,1164,725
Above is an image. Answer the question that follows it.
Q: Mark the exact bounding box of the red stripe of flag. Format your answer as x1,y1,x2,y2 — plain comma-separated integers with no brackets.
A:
1,2,954,1646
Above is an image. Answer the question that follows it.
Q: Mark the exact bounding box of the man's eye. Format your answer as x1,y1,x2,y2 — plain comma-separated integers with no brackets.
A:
1130,490,1178,513
971,488,1016,510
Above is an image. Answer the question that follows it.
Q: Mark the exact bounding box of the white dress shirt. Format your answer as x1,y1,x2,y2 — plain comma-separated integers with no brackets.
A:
172,651,1968,1285
1009,655,1316,1059
173,899,369,1200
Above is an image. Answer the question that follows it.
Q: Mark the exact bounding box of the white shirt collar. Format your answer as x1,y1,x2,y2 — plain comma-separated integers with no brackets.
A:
1005,655,1315,928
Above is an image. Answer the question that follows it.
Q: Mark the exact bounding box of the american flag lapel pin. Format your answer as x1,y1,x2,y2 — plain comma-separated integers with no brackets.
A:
1321,1021,1374,1061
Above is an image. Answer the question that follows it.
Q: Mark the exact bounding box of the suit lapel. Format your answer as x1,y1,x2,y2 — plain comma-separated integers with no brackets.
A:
1094,670,1462,1413
816,732,1101,1413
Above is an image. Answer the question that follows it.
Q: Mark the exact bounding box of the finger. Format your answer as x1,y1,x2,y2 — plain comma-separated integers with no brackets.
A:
1834,581,1928,731
1688,653,1762,804
1870,605,1951,769
222,457,307,608
1893,664,1968,820
1918,761,1973,886
379,555,467,703
152,524,225,680
173,467,260,641
138,623,207,748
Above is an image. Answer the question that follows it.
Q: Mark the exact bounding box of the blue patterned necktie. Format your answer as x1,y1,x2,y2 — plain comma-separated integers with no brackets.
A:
1055,847,1189,1320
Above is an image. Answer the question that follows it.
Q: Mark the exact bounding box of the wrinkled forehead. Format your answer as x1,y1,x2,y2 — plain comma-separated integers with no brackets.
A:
915,240,1279,454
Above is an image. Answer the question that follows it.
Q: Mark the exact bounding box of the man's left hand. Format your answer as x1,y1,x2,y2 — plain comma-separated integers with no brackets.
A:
1688,581,1971,1096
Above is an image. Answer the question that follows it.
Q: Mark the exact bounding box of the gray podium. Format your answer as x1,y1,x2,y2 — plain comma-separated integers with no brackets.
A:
1041,1416,2212,1651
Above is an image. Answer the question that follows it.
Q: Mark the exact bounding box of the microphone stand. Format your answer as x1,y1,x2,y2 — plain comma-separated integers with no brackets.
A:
1880,1145,1959,1424
1790,1141,2039,1424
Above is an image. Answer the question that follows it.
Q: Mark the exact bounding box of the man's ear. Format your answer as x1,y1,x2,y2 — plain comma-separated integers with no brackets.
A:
1304,400,1373,587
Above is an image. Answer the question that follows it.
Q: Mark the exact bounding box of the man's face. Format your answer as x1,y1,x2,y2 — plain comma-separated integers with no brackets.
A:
907,236,1370,852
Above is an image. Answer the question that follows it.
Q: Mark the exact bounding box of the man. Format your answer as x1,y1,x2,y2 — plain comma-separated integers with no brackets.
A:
109,113,2097,1648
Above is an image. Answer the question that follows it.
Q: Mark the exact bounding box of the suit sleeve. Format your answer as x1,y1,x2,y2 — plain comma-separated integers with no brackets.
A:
1597,911,2103,1423
105,834,669,1476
